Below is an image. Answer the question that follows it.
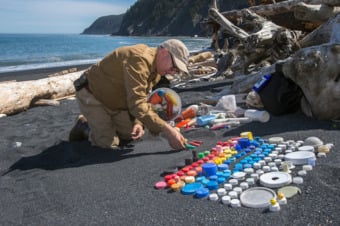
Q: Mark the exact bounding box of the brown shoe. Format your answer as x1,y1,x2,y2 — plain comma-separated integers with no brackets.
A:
69,115,89,141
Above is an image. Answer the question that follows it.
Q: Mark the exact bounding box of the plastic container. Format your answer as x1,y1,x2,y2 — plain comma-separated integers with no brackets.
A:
196,114,217,126
253,74,272,93
179,105,199,120
244,109,270,123
215,95,237,112
202,163,217,177
147,88,181,121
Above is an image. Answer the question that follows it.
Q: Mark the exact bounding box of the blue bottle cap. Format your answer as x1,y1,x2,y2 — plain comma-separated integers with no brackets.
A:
209,175,218,181
234,163,243,170
217,177,226,184
196,176,206,183
195,187,210,199
202,163,217,177
202,179,210,186
238,138,250,149
243,163,252,169
240,160,248,164
181,183,203,195
223,173,230,180
217,164,229,171
206,181,219,190
216,172,224,177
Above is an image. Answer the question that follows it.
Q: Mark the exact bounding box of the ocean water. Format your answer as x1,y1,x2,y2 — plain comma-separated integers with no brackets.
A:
0,34,212,73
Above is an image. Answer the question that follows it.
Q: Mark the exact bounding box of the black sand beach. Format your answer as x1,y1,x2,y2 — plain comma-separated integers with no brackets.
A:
0,66,339,225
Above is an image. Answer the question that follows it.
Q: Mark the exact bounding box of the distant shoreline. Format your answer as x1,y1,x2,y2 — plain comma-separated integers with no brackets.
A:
0,64,92,82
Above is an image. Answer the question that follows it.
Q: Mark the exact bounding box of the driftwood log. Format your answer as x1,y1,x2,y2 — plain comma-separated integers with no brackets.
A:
216,0,340,31
282,43,340,120
0,70,84,115
207,6,340,120
210,5,302,75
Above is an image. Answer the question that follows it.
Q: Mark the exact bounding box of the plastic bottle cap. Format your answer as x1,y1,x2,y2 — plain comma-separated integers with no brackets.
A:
229,179,238,185
302,165,312,172
187,170,197,177
233,187,243,194
260,172,292,188
195,187,210,199
240,182,249,190
268,137,284,144
171,183,181,191
230,199,241,208
184,176,196,184
240,187,277,208
209,193,219,201
298,145,315,152
154,181,167,189
277,186,301,198
228,191,238,199
224,183,233,190
206,181,219,190
222,195,231,205
293,177,304,184
232,172,246,180
217,188,227,196
181,183,203,195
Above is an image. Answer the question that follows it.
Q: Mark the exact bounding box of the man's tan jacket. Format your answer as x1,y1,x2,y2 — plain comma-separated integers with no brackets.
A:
84,44,166,135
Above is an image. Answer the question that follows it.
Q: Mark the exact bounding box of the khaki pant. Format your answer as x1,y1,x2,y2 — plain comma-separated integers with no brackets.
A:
76,88,134,149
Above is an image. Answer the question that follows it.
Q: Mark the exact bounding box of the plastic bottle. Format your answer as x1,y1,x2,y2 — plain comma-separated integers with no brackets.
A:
253,74,271,93
196,114,217,126
244,109,270,123
178,105,199,121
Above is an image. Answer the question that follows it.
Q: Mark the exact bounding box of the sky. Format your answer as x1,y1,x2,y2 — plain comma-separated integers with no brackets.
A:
0,0,137,34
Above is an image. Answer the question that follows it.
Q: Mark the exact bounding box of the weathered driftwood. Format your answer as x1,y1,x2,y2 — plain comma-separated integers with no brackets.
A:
209,7,249,40
220,0,340,21
0,70,84,115
282,43,340,120
210,7,301,74
299,13,340,47
294,2,340,22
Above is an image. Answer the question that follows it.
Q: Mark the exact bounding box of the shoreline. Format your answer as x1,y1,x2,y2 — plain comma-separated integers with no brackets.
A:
0,64,92,82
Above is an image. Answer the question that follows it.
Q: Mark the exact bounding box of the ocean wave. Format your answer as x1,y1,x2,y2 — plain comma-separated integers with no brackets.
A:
0,59,101,73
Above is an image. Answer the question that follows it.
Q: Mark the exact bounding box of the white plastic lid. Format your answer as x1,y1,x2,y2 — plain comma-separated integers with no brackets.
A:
298,145,315,152
232,172,246,180
230,199,241,208
209,193,219,201
260,172,292,188
268,137,284,144
221,195,231,204
285,151,316,165
240,187,277,208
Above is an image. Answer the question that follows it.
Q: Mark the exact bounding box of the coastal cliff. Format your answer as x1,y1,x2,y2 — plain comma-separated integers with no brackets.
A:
82,14,124,35
82,0,249,36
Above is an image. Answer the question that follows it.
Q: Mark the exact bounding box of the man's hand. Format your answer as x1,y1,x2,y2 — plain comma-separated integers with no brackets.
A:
162,123,185,150
131,124,144,140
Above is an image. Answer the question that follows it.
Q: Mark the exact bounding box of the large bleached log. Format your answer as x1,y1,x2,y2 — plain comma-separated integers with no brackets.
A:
221,0,340,18
299,13,340,47
0,70,84,115
209,7,249,40
212,0,339,31
282,43,340,120
211,8,301,74
294,2,340,22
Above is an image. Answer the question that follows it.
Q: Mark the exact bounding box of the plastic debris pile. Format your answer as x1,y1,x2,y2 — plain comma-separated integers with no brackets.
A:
154,133,334,211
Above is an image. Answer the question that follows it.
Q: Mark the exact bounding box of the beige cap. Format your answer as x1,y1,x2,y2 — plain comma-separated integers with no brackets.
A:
161,39,190,74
